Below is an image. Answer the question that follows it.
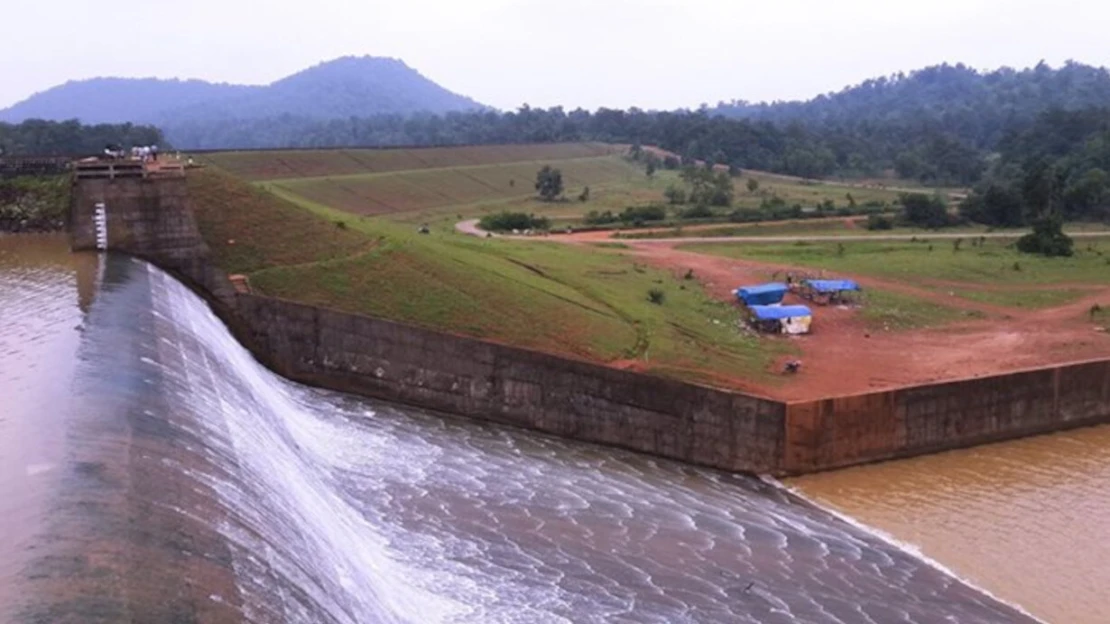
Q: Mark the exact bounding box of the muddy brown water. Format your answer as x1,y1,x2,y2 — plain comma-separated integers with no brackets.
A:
0,234,1052,623
790,426,1110,624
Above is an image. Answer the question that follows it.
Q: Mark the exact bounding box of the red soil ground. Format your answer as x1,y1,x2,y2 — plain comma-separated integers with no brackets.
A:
458,218,1110,400
618,243,1110,401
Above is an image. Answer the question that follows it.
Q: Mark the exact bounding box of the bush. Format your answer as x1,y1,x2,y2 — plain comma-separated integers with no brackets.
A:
619,205,667,224
478,211,550,232
1017,215,1074,257
647,288,666,305
900,192,950,228
0,176,70,232
664,184,687,205
584,210,618,225
680,204,714,219
866,214,894,230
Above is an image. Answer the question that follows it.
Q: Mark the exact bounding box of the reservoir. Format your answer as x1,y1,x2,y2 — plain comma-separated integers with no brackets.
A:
791,424,1110,624
0,235,1039,622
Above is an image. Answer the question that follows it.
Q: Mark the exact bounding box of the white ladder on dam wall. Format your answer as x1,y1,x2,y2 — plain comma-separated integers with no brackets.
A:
93,202,108,251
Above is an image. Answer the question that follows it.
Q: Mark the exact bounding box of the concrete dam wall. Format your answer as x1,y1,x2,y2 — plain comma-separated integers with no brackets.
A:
69,171,1110,475
70,172,235,303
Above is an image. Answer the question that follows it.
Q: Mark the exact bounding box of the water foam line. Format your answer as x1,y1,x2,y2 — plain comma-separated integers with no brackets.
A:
759,475,1049,624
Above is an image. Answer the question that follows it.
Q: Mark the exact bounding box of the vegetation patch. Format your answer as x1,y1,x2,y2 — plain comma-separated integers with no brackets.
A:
682,238,1110,286
951,288,1087,309
478,212,549,232
0,176,70,232
862,290,974,331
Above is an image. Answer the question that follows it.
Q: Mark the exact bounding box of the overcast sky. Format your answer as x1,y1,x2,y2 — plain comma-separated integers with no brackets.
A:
2,0,1107,112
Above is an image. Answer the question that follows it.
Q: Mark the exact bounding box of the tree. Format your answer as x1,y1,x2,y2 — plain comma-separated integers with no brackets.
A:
746,178,760,193
534,165,563,201
900,193,949,228
664,184,687,205
961,183,1026,227
680,167,734,207
1017,214,1074,257
578,186,590,202
646,160,657,178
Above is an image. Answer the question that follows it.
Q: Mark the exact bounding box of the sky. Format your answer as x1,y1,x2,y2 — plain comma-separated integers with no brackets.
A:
2,0,1107,112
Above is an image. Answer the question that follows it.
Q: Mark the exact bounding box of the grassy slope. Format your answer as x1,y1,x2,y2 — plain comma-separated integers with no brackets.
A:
681,239,1110,286
188,167,374,274
267,155,643,221
200,143,621,181
191,167,783,386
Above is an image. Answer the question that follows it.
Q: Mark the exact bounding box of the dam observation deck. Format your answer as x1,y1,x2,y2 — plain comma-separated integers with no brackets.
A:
73,156,186,180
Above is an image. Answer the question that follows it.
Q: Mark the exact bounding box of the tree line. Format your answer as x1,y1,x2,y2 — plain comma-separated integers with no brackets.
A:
0,119,165,157
961,108,1109,227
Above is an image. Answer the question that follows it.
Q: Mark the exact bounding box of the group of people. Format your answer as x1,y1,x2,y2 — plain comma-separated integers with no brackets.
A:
102,144,160,162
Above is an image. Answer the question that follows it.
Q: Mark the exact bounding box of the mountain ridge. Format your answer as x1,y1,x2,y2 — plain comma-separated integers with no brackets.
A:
0,56,484,125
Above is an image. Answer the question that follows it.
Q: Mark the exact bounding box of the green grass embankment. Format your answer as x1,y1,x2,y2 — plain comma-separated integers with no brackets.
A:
191,168,786,387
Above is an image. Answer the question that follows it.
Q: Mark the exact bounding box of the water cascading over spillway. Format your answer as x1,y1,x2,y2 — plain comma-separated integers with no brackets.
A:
3,249,1038,623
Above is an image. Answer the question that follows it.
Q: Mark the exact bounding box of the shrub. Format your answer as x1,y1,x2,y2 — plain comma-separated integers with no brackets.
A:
866,214,894,230
619,205,667,224
478,212,550,232
679,204,714,219
664,184,687,205
1017,215,1074,257
584,210,618,225
648,288,666,305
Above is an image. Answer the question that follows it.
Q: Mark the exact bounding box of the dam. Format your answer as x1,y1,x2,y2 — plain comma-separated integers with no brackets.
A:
0,235,1042,622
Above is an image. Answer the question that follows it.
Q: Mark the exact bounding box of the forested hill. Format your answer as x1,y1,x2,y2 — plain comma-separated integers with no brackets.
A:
710,62,1110,180
714,62,1110,145
0,56,484,126
159,61,1110,186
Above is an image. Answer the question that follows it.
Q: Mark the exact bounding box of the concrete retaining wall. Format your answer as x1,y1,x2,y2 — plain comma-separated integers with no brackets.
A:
783,360,1110,473
234,295,788,474
233,294,1110,475
70,176,235,303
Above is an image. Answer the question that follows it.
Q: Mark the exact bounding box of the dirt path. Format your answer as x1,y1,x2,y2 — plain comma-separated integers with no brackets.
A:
619,243,1109,399
457,218,1110,400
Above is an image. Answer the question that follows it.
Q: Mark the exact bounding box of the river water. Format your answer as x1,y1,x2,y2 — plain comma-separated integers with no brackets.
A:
0,235,1049,623
790,426,1110,624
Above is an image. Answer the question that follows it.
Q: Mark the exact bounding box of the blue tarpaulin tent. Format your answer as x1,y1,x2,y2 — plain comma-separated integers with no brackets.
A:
804,279,860,293
749,305,813,320
749,304,813,334
735,283,788,306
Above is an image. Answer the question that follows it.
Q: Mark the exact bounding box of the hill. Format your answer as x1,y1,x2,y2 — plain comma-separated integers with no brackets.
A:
714,62,1110,143
0,78,257,125
165,61,1110,185
0,56,483,126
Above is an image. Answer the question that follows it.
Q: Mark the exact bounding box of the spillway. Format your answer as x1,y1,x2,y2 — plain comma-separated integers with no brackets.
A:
0,239,1034,623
